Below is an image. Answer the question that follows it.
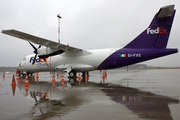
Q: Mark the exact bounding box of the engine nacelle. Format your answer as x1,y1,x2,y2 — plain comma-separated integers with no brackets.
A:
37,47,53,55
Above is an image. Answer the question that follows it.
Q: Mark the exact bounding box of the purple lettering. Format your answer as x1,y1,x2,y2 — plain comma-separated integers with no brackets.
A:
36,58,40,62
30,57,34,63
29,57,40,63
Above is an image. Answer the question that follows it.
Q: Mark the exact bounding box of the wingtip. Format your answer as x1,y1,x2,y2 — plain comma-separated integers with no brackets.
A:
1,29,15,33
1,30,6,33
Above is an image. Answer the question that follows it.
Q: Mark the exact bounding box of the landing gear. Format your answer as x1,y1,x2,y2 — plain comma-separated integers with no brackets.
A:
69,70,77,78
69,70,89,78
68,70,90,85
26,72,33,76
68,70,77,86
68,70,89,81
19,71,26,76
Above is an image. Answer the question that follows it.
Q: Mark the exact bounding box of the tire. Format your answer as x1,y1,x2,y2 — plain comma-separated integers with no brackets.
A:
69,70,76,78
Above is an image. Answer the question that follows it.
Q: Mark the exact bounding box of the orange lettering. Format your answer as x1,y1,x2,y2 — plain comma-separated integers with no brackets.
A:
40,58,47,62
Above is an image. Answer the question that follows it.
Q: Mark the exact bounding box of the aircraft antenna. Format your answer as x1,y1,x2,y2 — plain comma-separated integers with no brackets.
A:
57,14,62,43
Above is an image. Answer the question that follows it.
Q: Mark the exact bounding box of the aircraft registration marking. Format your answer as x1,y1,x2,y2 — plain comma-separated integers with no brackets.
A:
119,54,141,57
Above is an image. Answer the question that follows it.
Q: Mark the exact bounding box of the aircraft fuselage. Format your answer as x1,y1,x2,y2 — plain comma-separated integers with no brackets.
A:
17,48,117,73
17,47,178,73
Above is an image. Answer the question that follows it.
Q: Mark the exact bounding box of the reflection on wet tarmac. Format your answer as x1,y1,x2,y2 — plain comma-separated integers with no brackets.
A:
1,70,180,119
100,84,179,120
13,72,178,120
18,76,94,119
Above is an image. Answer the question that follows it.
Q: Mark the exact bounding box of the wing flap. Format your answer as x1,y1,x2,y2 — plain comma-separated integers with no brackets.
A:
2,29,91,55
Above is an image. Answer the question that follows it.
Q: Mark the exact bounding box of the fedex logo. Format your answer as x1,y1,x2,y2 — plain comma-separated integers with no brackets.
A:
29,57,47,63
147,27,167,34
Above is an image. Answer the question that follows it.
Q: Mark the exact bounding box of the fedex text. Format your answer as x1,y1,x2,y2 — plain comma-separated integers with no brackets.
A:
30,57,47,63
147,27,167,34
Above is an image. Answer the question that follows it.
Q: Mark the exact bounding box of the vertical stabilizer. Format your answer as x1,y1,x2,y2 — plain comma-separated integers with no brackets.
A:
124,5,175,48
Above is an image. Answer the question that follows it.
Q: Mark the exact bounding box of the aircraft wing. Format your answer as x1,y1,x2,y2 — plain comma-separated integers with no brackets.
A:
2,29,91,55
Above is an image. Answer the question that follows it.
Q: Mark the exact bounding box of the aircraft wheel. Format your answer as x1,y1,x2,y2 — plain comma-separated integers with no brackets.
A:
69,70,76,78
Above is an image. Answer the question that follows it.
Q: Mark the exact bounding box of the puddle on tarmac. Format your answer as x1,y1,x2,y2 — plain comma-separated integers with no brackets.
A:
0,69,180,120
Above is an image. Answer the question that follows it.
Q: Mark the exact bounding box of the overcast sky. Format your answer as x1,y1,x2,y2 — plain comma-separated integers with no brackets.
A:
0,0,180,67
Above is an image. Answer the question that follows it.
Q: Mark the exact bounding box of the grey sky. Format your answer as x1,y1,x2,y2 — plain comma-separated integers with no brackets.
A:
0,0,180,67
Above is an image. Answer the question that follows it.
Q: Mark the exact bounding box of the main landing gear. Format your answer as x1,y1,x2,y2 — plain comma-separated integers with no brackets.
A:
68,70,89,85
68,70,89,78
69,70,77,78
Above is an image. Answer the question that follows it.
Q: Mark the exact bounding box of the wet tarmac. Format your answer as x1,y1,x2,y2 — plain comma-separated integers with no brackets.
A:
0,69,180,120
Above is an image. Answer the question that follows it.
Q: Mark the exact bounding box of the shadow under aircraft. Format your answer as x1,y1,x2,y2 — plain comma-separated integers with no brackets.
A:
16,77,179,120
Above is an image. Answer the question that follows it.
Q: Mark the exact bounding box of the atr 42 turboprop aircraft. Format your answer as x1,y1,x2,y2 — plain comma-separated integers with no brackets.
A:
2,5,178,77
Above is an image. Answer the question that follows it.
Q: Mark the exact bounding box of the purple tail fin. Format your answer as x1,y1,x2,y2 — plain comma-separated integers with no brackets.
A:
124,5,175,48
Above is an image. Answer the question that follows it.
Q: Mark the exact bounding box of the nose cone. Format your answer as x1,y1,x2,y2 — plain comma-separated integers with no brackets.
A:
17,62,21,69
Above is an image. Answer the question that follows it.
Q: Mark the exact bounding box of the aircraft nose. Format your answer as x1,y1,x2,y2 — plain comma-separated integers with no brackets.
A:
17,62,21,69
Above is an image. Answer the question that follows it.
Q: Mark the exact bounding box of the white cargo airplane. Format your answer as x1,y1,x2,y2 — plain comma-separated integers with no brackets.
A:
2,5,178,77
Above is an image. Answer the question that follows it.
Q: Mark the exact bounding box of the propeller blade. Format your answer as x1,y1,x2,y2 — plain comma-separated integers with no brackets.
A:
28,42,37,51
38,45,41,49
32,54,37,66
43,58,47,62
28,42,40,66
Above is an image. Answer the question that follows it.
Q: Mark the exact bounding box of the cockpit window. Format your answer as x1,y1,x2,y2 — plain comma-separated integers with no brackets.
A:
22,57,26,61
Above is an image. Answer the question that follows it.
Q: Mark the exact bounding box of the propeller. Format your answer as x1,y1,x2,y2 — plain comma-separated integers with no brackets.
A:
28,42,41,66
